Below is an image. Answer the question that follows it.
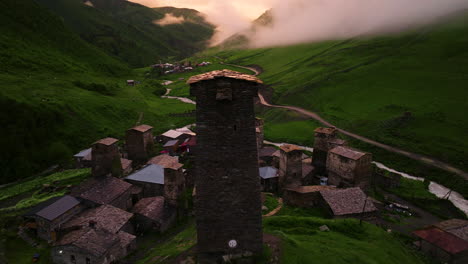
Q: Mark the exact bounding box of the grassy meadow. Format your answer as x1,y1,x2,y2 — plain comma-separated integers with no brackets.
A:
179,13,468,195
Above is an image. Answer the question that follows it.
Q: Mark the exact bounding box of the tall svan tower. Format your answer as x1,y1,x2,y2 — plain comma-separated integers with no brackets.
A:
188,70,263,262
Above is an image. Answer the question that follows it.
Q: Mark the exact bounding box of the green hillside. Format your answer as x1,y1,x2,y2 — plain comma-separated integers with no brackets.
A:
0,0,195,184
35,0,215,67
171,13,468,194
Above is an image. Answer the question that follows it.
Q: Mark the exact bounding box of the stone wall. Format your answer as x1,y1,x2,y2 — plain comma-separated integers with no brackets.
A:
190,77,263,257
36,204,85,241
125,180,164,198
283,190,322,208
51,245,106,264
164,168,185,206
327,153,372,190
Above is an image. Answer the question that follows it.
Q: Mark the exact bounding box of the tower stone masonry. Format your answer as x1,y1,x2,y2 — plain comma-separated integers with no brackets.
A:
312,127,338,175
188,70,263,261
91,137,122,178
126,124,154,164
279,144,303,190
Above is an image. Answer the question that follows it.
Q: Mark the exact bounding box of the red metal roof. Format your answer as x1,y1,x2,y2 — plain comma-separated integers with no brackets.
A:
413,227,468,254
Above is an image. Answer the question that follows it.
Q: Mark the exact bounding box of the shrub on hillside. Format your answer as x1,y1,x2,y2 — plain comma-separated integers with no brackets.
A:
47,142,72,167
72,80,118,96
142,80,166,96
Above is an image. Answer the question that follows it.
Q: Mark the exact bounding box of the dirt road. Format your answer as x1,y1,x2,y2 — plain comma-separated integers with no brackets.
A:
222,62,468,180
258,92,468,180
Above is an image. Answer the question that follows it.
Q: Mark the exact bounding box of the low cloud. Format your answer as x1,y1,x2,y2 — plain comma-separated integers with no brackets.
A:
249,0,468,48
129,0,468,47
154,13,186,26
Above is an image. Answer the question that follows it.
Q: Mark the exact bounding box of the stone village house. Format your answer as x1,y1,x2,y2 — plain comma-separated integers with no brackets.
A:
24,195,85,242
327,146,373,191
132,196,176,233
413,219,468,264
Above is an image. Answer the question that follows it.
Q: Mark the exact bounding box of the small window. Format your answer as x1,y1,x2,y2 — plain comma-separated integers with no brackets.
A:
86,258,91,264
71,255,76,264
233,125,237,131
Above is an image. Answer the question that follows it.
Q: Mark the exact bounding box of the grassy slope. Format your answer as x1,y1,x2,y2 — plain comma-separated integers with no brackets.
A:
0,0,195,184
194,14,468,194
264,216,425,264
122,209,425,263
35,0,214,67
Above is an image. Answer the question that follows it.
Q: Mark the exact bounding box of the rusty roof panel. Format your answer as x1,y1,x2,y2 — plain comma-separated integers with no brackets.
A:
413,227,468,254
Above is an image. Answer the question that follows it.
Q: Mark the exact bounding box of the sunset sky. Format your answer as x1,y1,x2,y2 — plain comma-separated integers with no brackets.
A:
128,0,271,20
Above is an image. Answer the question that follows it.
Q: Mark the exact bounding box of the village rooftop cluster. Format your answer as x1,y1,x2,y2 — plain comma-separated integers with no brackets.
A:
151,61,211,75
19,70,468,264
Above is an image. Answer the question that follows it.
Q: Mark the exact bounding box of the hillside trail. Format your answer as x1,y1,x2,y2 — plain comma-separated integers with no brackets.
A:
221,61,468,180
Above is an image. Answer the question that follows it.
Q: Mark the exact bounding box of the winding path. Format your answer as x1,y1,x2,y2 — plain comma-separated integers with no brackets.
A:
163,60,468,180
224,62,468,180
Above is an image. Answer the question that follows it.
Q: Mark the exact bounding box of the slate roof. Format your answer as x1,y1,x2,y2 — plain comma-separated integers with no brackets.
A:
161,130,184,139
25,195,81,221
413,227,468,254
320,187,377,216
329,146,368,160
258,146,280,157
163,139,179,147
94,137,118,146
147,154,183,170
434,219,468,241
129,124,153,133
73,148,92,159
57,228,119,257
314,127,336,134
125,164,164,184
285,185,335,194
62,204,133,234
259,167,278,179
175,127,196,136
132,196,166,221
73,176,132,205
24,196,63,217
187,69,263,84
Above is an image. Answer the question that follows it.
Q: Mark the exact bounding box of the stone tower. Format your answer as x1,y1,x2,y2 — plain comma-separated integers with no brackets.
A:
279,144,303,190
188,70,263,261
126,124,154,163
255,117,264,150
312,127,338,175
91,138,122,177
